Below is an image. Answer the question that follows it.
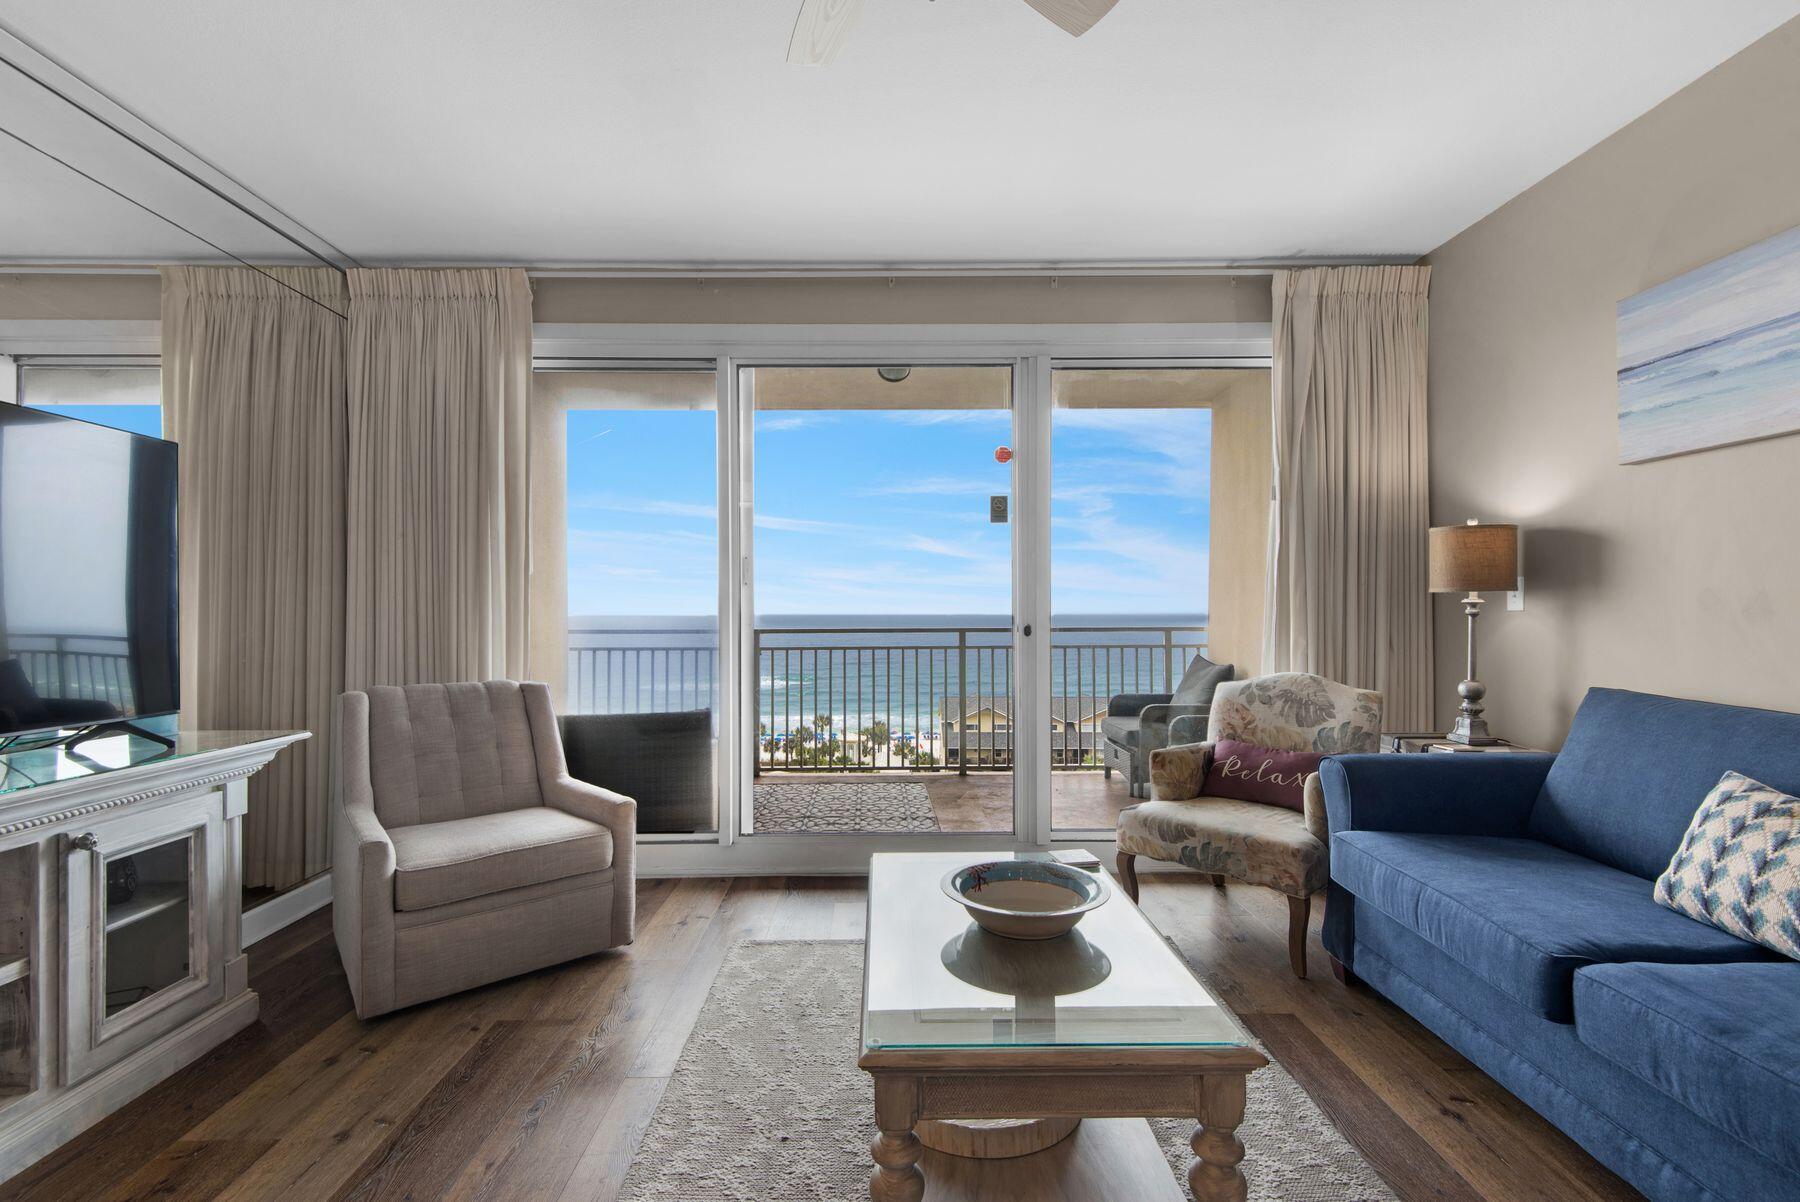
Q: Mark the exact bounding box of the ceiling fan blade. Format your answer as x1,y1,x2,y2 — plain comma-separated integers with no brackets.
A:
787,0,866,65
1020,0,1120,37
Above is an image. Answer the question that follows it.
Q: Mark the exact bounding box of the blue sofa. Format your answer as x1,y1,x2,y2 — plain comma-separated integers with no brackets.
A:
1321,688,1800,1202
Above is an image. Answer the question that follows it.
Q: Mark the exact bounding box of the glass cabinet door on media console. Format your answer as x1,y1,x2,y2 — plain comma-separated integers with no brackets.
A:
61,789,227,1085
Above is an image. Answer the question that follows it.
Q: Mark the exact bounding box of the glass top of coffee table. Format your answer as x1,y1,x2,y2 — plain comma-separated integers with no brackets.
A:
861,852,1248,1052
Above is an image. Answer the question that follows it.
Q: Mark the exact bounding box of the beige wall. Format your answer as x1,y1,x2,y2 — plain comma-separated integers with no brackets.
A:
0,271,1271,326
0,272,160,319
1425,18,1800,749
1205,370,1272,676
531,274,1270,325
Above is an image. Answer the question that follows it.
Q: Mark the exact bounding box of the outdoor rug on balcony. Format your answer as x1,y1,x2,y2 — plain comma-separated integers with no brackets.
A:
751,780,938,833
617,940,1396,1202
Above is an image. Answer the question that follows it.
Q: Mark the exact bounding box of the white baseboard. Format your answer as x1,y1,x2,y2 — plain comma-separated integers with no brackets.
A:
243,872,332,946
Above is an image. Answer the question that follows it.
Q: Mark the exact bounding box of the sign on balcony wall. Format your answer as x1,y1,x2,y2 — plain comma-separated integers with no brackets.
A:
1617,222,1800,464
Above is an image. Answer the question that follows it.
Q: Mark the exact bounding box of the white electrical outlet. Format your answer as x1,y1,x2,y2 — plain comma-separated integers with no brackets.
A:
1507,575,1525,611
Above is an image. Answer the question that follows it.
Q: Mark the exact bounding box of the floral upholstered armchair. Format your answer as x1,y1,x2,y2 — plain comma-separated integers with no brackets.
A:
1114,672,1382,978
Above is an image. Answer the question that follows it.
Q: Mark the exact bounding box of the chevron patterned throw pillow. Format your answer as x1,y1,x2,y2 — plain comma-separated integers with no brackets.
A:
1653,770,1800,960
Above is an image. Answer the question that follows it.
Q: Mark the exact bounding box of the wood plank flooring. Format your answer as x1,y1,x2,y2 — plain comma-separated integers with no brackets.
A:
0,876,1643,1202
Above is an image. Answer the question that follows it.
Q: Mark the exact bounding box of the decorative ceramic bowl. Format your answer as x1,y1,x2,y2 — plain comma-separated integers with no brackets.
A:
940,860,1110,940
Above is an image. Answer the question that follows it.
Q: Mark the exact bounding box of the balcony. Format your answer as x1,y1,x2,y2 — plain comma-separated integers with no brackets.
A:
567,618,1206,833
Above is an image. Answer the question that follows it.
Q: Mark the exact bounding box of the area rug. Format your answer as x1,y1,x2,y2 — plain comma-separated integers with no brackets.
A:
752,781,938,833
617,940,1395,1202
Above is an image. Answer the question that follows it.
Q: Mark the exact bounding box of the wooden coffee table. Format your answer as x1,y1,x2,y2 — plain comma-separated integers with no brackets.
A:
859,852,1267,1202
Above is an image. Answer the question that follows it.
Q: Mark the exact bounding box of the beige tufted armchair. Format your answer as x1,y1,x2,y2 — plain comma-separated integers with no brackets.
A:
333,680,636,1018
1114,672,1382,978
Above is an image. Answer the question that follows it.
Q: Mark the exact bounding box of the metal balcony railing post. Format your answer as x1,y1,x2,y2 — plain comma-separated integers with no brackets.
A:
1163,627,1175,691
956,628,968,777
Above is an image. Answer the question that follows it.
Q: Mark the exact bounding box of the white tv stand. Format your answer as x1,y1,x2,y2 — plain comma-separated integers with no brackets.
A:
0,724,307,1178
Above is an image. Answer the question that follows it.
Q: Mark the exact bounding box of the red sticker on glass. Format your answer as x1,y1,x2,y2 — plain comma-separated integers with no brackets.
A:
994,446,1013,464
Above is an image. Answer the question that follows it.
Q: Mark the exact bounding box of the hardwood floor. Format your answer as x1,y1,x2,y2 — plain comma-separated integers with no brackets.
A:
0,875,1643,1202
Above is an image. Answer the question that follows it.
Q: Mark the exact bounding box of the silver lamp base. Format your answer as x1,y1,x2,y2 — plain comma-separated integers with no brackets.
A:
1445,702,1503,746
1446,596,1503,745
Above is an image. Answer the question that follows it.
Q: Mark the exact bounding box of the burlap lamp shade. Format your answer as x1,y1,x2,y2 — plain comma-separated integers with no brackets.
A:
1429,523,1518,593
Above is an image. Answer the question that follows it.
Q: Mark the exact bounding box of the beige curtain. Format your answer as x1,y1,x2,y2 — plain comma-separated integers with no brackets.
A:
344,269,533,688
1263,265,1433,728
163,266,347,889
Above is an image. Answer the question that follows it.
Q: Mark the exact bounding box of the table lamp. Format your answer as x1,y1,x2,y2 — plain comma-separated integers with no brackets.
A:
1429,520,1518,745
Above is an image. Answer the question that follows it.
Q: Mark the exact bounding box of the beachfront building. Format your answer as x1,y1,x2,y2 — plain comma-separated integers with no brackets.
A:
939,694,1108,769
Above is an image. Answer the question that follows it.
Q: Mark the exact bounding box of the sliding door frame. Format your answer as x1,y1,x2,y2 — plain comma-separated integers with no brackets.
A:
541,324,1271,876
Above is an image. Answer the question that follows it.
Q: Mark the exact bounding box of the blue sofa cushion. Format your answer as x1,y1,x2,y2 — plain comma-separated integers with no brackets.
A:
1529,688,1800,881
1576,961,1800,1177
1332,830,1775,1021
1354,908,1800,1201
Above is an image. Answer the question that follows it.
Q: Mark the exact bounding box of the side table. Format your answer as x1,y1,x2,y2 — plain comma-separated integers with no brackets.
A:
1381,732,1543,754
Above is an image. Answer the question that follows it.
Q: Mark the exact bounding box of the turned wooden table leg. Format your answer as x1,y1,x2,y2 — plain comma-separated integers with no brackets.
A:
870,1076,924,1202
1189,1072,1249,1202
870,1130,923,1202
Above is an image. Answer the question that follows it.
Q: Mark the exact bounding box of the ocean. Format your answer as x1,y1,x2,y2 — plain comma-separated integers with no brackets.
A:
567,613,1208,762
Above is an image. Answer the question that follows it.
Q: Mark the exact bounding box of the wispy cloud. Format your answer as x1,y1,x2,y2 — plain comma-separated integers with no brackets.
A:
883,410,1011,428
901,535,989,562
572,494,848,534
572,495,713,520
755,553,1011,614
758,414,835,432
755,513,849,533
861,475,1005,497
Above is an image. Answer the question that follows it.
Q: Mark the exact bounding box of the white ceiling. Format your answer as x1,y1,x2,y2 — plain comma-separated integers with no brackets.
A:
1,0,1794,267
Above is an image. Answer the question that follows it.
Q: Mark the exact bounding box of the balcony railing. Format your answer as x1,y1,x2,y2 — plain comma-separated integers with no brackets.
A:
567,624,720,717
567,620,1206,775
9,633,136,712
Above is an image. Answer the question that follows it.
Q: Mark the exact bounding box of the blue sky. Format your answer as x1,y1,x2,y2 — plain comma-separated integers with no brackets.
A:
30,399,1210,620
567,403,1210,617
28,404,163,438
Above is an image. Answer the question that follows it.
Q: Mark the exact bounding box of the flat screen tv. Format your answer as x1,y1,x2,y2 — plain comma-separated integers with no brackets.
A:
0,405,179,743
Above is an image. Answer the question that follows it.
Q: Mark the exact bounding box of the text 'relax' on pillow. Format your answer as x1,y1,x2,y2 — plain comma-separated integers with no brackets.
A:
1200,738,1323,812
1654,770,1800,961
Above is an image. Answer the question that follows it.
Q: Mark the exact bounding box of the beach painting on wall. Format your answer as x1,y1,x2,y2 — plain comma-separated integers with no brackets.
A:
1618,223,1800,463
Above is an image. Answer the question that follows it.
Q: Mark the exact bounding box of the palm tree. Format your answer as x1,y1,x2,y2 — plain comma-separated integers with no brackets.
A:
858,721,892,765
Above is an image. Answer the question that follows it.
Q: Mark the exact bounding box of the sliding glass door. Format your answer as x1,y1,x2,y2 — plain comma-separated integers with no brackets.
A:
531,344,1271,859
742,365,1016,836
536,368,722,836
1047,366,1272,833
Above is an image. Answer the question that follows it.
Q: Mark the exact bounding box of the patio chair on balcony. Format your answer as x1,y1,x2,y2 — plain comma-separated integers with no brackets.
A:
1100,654,1233,798
561,709,714,834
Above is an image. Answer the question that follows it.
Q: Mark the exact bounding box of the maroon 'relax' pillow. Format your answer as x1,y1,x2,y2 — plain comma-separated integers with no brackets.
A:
1201,738,1324,812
